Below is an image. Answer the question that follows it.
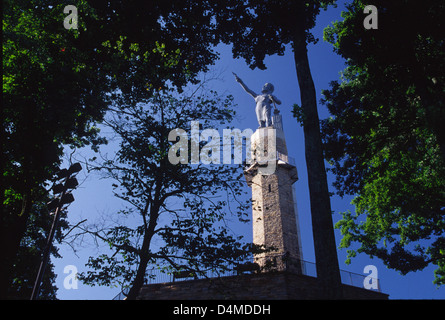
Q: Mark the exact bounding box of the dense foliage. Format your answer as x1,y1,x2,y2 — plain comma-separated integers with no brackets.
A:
2,0,223,298
322,0,445,285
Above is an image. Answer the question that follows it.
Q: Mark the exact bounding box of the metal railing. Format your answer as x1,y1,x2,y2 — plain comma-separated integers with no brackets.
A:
112,255,381,299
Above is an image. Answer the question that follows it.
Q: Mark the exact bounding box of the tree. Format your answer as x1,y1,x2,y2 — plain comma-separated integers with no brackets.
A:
73,87,262,300
321,0,445,285
2,0,224,298
7,193,69,299
211,0,342,298
1,0,109,298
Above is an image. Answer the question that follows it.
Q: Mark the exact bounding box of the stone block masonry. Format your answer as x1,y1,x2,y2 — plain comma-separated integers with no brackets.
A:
247,126,302,271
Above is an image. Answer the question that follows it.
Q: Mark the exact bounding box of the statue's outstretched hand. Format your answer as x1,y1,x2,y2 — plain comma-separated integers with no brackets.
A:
232,72,242,83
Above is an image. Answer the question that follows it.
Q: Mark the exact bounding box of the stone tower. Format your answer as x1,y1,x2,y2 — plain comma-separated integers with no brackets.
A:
135,111,389,301
244,110,303,272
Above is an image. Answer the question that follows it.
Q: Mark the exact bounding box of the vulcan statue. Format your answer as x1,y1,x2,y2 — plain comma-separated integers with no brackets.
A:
233,72,281,127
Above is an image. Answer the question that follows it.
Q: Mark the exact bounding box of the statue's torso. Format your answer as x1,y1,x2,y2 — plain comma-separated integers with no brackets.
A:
255,94,273,109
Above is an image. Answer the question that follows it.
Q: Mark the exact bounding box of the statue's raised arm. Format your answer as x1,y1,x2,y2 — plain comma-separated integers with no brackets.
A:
233,72,258,99
233,72,281,127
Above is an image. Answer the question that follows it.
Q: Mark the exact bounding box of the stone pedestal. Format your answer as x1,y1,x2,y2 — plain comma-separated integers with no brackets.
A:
244,116,302,272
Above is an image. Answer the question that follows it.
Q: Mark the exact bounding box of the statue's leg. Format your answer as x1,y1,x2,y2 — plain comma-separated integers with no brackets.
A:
256,105,265,127
264,106,272,127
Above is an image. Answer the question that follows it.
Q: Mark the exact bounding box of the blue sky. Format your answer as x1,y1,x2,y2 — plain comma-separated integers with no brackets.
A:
53,1,445,299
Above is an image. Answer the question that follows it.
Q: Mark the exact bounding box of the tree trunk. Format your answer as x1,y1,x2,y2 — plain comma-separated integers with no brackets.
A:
125,200,161,300
292,36,343,299
125,254,150,300
125,223,154,300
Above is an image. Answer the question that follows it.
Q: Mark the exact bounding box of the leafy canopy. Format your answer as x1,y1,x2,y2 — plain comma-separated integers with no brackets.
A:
1,0,227,298
213,0,336,70
321,0,445,285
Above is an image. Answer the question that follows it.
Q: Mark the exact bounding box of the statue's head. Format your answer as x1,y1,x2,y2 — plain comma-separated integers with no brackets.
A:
262,83,274,94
